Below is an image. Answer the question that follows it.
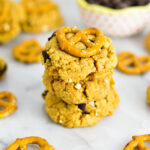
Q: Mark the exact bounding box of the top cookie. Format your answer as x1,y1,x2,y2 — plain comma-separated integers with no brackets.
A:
42,27,117,82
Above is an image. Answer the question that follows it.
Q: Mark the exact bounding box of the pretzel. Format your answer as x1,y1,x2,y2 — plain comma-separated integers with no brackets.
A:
117,51,150,74
22,0,56,14
13,39,42,63
0,91,17,118
6,136,54,150
56,27,104,57
0,0,10,23
123,134,150,150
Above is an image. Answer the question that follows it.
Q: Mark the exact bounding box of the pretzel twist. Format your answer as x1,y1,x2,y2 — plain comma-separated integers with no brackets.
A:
124,135,150,150
6,136,54,150
0,91,17,118
56,27,104,57
13,40,42,63
117,51,150,74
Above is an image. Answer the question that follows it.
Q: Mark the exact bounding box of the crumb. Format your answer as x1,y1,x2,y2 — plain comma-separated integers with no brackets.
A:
89,101,95,107
69,78,72,83
75,83,81,89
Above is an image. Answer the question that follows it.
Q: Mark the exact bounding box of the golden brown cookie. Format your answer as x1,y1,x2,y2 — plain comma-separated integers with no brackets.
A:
22,0,56,14
42,31,117,82
11,1,26,24
6,136,54,150
43,68,115,104
44,87,119,128
13,39,42,63
22,0,64,33
147,86,150,104
0,56,7,80
0,18,21,44
145,32,150,53
0,0,23,44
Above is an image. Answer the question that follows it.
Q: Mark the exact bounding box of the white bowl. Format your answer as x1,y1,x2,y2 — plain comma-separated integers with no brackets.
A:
77,0,150,37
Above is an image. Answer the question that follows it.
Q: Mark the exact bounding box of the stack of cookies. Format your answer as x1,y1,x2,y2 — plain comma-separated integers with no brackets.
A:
42,27,119,128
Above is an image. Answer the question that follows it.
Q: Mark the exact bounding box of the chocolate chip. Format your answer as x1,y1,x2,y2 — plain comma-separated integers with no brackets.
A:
42,50,50,63
138,0,148,5
48,31,56,41
0,65,7,76
42,90,48,98
86,0,150,9
78,104,86,112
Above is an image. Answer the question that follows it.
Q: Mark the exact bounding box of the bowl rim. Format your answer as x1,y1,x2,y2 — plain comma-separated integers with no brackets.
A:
77,0,150,15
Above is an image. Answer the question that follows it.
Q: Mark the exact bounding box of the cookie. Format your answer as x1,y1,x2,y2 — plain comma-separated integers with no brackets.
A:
0,18,21,44
42,32,117,82
22,0,64,33
145,32,150,53
0,56,7,80
44,87,119,128
13,39,42,63
147,86,150,104
11,1,26,24
43,68,115,104
0,0,22,44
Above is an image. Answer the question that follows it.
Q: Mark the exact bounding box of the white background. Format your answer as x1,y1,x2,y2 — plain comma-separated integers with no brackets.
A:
0,0,150,149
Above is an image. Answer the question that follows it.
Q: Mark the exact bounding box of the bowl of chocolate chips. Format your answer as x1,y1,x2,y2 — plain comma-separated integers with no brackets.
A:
77,0,150,37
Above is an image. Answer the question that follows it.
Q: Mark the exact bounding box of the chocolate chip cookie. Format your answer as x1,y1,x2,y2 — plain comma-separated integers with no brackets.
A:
41,27,119,128
0,0,24,44
22,0,64,33
44,87,119,128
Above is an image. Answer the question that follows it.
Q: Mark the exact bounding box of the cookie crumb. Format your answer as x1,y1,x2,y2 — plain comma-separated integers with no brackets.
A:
59,120,63,123
75,83,81,89
69,78,72,83
100,65,104,69
89,101,95,107
104,79,109,84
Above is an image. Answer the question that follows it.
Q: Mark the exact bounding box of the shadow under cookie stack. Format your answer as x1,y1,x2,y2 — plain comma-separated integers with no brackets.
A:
42,27,119,128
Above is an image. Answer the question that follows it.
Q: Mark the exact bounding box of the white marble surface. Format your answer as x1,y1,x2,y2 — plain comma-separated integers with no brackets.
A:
0,0,150,149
